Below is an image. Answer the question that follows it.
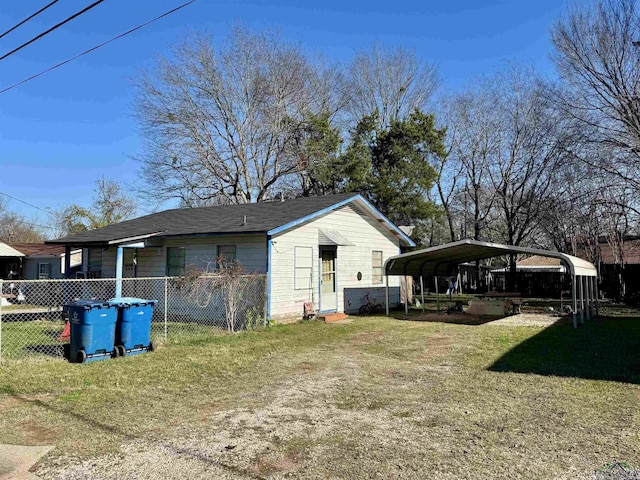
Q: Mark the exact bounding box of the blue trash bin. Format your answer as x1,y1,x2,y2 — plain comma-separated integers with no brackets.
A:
109,297,157,357
65,300,119,363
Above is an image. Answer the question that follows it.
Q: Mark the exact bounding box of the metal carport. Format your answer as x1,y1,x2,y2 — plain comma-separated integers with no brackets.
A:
383,239,598,328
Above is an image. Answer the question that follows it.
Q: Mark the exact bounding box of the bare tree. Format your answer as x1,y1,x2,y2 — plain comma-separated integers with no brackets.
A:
441,87,499,243
55,177,136,236
135,27,334,206
345,43,439,129
0,198,45,243
551,0,640,192
474,66,568,290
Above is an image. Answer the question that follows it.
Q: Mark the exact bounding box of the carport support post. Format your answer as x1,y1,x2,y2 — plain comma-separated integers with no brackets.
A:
572,275,578,328
404,276,409,315
592,277,600,318
420,276,425,313
579,275,585,325
585,276,591,321
435,276,440,312
385,275,390,316
115,246,123,298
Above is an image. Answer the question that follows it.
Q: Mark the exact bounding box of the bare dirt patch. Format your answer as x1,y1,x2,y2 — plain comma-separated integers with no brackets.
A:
486,313,569,327
396,312,503,325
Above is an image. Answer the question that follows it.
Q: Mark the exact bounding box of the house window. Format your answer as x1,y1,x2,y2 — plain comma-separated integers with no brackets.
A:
166,247,186,276
87,248,102,277
372,251,383,284
217,245,237,268
38,263,51,280
294,246,313,290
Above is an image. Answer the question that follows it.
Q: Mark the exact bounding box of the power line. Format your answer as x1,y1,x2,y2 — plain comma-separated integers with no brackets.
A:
0,191,55,216
0,0,105,61
0,0,61,41
0,0,198,95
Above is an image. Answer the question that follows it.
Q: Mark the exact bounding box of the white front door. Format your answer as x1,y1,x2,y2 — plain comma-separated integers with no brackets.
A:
320,248,337,312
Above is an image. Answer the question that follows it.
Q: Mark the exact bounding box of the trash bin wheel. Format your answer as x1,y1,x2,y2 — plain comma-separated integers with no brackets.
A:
148,341,155,352
112,347,120,359
116,345,126,357
77,349,87,364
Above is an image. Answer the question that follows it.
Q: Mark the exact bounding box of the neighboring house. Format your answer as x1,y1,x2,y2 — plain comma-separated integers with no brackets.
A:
491,255,568,297
589,238,640,300
0,243,82,279
0,242,25,279
46,193,415,320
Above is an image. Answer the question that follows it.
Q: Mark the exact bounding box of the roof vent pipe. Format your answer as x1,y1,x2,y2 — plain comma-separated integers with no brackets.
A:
242,215,247,225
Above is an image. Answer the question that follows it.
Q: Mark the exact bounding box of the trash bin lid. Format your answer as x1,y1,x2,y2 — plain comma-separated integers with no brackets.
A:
108,297,158,306
64,299,112,310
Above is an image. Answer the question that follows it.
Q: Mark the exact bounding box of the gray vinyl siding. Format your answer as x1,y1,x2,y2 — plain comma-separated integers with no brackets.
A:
81,234,267,278
21,257,63,279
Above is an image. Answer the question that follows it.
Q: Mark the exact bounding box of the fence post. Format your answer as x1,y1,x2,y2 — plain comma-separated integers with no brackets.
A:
0,279,3,363
263,275,269,326
164,277,168,342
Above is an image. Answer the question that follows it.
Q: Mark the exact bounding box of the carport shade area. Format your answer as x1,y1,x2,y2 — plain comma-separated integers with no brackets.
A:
383,239,598,328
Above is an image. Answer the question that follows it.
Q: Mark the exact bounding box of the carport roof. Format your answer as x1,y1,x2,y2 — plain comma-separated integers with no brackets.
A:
384,239,597,277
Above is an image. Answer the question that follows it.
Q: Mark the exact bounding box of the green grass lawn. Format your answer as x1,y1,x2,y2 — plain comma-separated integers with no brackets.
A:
1,309,640,478
0,320,228,360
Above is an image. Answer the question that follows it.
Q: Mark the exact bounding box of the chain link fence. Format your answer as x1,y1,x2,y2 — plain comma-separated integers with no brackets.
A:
0,275,267,362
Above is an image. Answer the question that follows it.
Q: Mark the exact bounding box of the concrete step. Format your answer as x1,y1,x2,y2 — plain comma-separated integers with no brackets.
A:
319,312,348,323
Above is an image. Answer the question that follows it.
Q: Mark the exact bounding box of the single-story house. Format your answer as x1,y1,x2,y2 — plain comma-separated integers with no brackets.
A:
491,255,568,297
0,242,81,280
46,193,415,320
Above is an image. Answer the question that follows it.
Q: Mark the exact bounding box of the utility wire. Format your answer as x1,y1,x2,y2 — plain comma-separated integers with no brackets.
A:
0,191,55,216
0,0,60,41
0,0,105,61
0,0,198,95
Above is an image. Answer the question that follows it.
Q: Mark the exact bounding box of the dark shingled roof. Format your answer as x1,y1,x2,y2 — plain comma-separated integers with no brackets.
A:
47,193,360,246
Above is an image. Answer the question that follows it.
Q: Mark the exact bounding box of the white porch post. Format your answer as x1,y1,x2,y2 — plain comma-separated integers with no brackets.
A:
420,276,425,313
572,274,578,329
435,276,440,312
385,274,390,316
115,246,124,298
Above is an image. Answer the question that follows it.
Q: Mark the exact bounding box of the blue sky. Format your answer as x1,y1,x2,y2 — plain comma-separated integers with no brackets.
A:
0,0,578,234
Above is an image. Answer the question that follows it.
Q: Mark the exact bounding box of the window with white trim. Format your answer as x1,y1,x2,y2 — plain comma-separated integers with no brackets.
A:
38,262,51,279
372,250,383,284
294,246,313,289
